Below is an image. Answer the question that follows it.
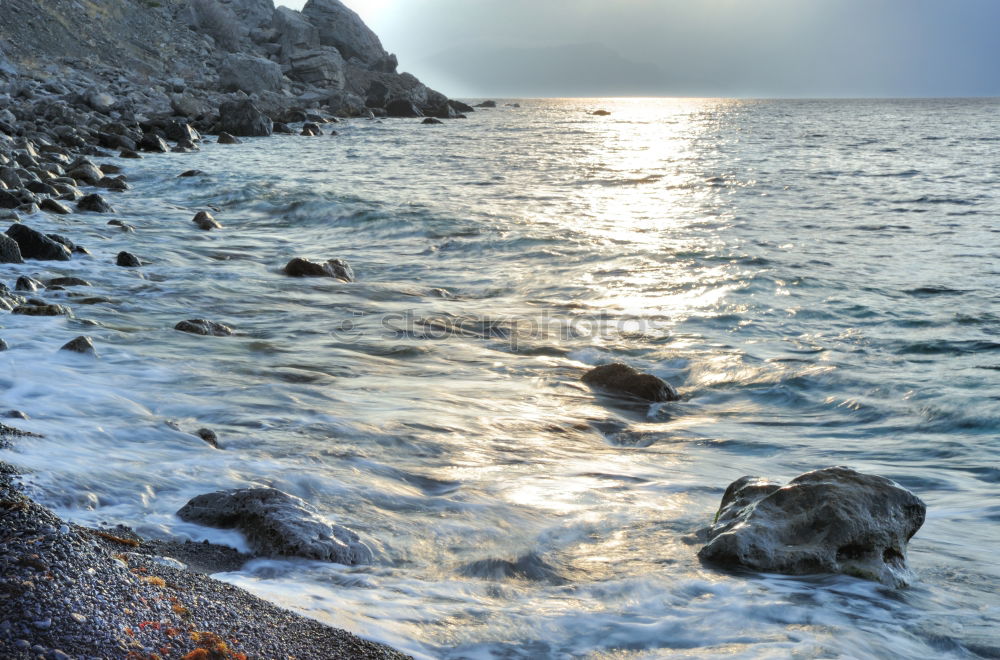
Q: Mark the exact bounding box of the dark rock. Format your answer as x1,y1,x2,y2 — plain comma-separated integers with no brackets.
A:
385,99,423,118
95,176,129,192
175,319,234,337
581,363,679,402
116,251,141,267
119,149,142,159
15,276,42,292
284,257,354,281
592,110,611,116
39,198,71,215
272,122,293,134
300,122,322,136
287,48,345,89
218,99,273,137
46,234,78,252
3,410,27,419
196,428,219,448
6,224,71,261
165,122,200,143
67,161,104,184
449,99,475,113
47,277,90,287
422,117,443,125
60,336,96,356
177,488,372,564
0,339,7,351
475,100,497,108
0,232,23,263
76,193,114,213
698,467,926,587
108,219,135,232
137,133,169,153
179,170,204,178
0,190,20,209
192,211,222,230
217,132,242,145
12,303,67,316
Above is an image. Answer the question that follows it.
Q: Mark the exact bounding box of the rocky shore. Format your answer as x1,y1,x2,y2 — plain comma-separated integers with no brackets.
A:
0,0,466,657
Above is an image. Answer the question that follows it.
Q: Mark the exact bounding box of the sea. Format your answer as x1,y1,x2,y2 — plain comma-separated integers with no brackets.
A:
2,97,998,658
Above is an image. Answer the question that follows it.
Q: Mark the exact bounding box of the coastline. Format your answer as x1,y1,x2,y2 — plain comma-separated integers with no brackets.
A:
0,456,409,659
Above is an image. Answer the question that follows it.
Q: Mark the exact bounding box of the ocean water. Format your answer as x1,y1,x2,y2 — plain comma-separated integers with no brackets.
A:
2,97,999,658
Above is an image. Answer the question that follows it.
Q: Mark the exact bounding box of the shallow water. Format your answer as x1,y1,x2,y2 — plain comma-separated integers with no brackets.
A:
2,97,999,658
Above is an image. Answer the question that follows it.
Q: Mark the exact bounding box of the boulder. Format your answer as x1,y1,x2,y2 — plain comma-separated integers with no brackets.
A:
116,251,141,267
192,211,222,230
219,53,285,95
302,0,388,67
68,161,104,185
12,303,67,316
581,363,679,402
475,100,497,108
76,194,114,213
385,99,423,118
177,488,372,564
326,90,366,117
175,319,234,336
179,170,205,178
170,93,213,119
196,428,219,448
0,233,23,264
301,122,322,136
422,117,443,125
698,467,926,587
217,132,242,145
15,276,41,292
60,336,96,356
5,224,71,261
287,48,345,89
138,133,169,153
221,0,274,29
47,277,91,287
449,100,475,113
39,198,72,215
164,121,201,143
218,99,272,137
272,6,319,60
284,257,353,281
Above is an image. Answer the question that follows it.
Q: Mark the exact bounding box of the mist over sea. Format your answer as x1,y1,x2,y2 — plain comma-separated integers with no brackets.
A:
2,97,998,658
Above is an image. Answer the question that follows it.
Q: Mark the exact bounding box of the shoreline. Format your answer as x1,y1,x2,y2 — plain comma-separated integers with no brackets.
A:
0,46,433,658
0,456,410,659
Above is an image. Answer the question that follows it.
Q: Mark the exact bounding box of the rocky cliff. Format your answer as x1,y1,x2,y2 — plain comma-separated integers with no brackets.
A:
0,0,461,126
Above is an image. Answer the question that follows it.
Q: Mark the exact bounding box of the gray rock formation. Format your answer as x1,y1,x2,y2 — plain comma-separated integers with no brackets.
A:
219,0,275,29
272,6,319,61
177,488,372,564
287,47,345,89
218,98,273,137
302,0,390,68
219,53,285,94
698,466,926,587
60,336,97,356
0,233,23,264
582,363,680,402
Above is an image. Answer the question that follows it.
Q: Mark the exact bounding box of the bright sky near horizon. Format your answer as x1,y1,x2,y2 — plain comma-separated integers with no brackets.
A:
275,0,1000,98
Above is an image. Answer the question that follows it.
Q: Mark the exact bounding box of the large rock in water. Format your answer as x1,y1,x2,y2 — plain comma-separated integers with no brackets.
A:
284,257,353,281
302,0,389,67
219,53,285,94
5,224,71,261
698,467,926,587
177,488,372,564
218,98,273,137
0,233,23,264
582,363,679,402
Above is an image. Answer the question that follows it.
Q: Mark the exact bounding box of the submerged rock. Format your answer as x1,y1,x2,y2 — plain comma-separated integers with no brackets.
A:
196,428,219,448
6,224,72,261
592,110,611,116
174,319,234,336
176,488,372,564
76,193,114,213
581,363,679,402
698,466,926,587
12,303,67,316
39,198,72,215
60,336,96,356
284,257,354,281
192,211,222,231
116,251,141,267
217,132,242,145
422,117,443,125
15,276,42,292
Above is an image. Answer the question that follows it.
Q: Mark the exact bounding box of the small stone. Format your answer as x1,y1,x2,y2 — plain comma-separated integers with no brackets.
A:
60,336,96,356
69,613,86,624
14,639,29,650
192,211,222,231
175,319,234,336
59,524,70,535
116,251,141,267
3,410,28,419
196,428,219,448
33,618,51,630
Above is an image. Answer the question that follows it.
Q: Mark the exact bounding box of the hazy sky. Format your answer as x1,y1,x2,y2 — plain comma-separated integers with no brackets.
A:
276,0,1000,98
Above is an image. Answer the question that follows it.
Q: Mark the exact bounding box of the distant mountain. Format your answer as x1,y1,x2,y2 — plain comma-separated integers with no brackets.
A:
421,42,672,97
